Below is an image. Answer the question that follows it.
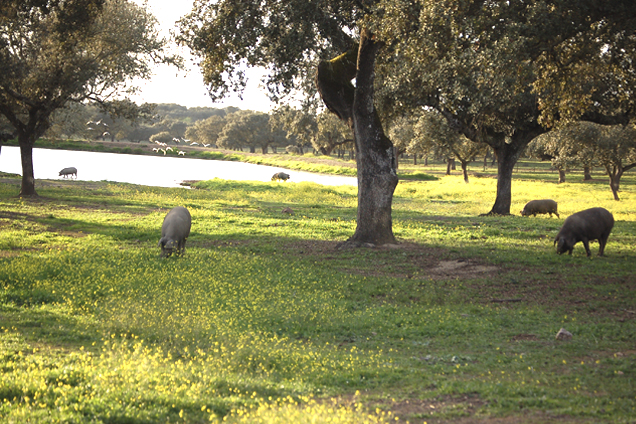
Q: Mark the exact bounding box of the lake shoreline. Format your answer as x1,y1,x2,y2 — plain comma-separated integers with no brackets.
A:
1,139,441,181
0,146,359,188
2,138,359,176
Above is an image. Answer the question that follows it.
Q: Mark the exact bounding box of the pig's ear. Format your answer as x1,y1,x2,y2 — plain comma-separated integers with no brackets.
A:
158,238,165,248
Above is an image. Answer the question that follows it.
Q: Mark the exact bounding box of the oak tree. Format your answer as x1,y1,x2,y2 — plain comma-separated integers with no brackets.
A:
179,1,399,245
376,0,636,214
531,123,636,200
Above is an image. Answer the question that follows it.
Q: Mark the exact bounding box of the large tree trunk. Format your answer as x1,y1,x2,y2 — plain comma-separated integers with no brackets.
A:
413,154,417,165
446,158,453,175
317,29,397,246
19,136,37,196
488,146,518,214
483,134,534,216
350,31,398,245
583,166,592,180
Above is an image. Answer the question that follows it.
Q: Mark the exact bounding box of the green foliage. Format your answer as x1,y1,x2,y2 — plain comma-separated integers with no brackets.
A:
217,110,283,153
0,0,179,194
0,168,635,422
149,131,174,145
271,106,319,152
530,122,636,198
314,112,351,156
184,115,227,147
177,0,360,102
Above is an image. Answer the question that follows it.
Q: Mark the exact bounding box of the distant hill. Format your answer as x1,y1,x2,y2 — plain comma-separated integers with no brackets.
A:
154,103,240,123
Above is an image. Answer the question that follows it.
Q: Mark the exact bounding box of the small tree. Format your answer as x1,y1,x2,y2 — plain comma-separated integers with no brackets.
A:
271,106,318,155
527,128,597,184
387,115,417,168
184,115,226,147
530,122,636,200
217,111,278,153
149,131,173,145
576,123,636,200
314,112,350,156
414,110,486,183
0,0,178,196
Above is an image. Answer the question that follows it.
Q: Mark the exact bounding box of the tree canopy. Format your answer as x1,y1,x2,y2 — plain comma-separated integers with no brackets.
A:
177,0,362,104
179,0,636,231
373,0,636,214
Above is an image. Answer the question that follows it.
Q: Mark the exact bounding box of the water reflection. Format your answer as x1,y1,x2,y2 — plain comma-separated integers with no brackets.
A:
0,146,357,188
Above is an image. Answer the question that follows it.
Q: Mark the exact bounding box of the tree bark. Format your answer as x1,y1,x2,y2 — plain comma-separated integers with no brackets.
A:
413,154,417,165
446,158,453,175
19,136,37,196
583,166,592,180
558,169,566,183
349,30,398,245
461,160,469,183
317,30,398,245
486,144,520,215
606,165,622,200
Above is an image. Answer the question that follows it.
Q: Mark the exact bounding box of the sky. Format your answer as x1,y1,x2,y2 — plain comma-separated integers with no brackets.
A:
129,1,276,112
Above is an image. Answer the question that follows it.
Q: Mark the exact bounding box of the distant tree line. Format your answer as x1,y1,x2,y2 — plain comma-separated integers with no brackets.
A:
40,98,636,202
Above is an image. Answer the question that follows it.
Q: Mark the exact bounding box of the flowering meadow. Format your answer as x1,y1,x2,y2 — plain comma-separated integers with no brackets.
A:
0,169,635,423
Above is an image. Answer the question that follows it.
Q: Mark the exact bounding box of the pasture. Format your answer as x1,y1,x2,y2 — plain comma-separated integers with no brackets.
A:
0,166,635,423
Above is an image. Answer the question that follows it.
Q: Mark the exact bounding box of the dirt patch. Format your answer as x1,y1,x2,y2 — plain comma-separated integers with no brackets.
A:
0,176,113,192
332,392,594,423
428,259,499,279
383,394,486,421
511,333,540,342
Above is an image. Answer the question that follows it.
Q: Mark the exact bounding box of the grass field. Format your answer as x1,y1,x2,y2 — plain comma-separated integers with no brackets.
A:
0,162,635,423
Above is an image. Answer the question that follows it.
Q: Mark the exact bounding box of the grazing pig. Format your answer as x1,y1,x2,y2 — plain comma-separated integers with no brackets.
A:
271,172,290,182
521,199,559,218
158,206,191,257
554,207,614,257
59,167,77,178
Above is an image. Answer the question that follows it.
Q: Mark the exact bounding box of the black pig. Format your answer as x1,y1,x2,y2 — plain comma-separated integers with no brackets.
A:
554,207,614,257
158,206,191,257
521,199,559,218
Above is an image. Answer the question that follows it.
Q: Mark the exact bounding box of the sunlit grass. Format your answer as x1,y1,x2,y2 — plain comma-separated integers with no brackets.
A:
0,167,635,422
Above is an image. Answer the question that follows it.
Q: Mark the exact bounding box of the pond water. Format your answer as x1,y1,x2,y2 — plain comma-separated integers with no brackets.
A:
0,146,357,188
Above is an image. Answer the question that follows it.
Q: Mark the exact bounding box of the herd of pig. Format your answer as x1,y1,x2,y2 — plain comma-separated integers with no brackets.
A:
58,168,613,258
157,200,613,259
520,199,614,258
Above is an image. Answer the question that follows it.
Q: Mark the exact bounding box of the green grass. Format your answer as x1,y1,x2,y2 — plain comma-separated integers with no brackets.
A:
0,169,635,423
